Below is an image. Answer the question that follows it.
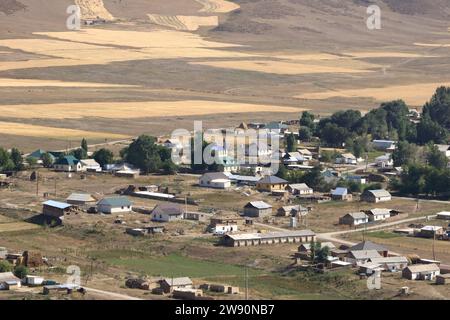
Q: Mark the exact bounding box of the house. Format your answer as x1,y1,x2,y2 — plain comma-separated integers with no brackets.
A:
184,212,211,222
160,277,193,293
199,172,231,189
335,153,357,165
331,187,352,201
346,175,366,185
361,189,392,203
369,256,409,272
256,176,288,193
223,230,316,247
97,197,132,214
79,159,101,172
66,193,97,207
339,212,368,226
375,154,393,168
372,140,397,151
436,211,450,220
42,200,74,218
286,183,313,195
435,144,450,158
28,149,56,164
349,241,389,257
282,152,308,165
211,224,238,235
243,201,272,218
436,274,450,285
265,121,288,134
151,203,185,222
417,226,445,239
297,149,313,161
210,214,245,228
297,242,335,255
0,272,22,290
321,170,340,184
224,174,261,186
402,264,440,281
364,208,392,222
345,250,382,265
216,156,240,173
358,262,383,276
53,155,82,172
245,142,272,158
277,205,308,217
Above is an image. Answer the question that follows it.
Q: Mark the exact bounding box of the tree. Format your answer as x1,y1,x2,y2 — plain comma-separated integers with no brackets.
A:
392,141,418,167
427,144,448,170
416,114,447,145
123,135,174,174
276,163,289,180
0,147,14,172
71,148,87,160
298,127,312,141
422,86,450,130
93,148,114,168
316,245,330,264
13,265,28,279
9,148,23,170
0,260,12,272
162,160,178,175
286,133,297,152
41,153,54,168
26,156,38,167
81,138,88,153
300,111,315,130
319,122,349,147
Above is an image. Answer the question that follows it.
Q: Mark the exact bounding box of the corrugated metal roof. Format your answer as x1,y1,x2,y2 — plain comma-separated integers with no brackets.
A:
97,197,132,207
66,193,96,203
162,277,193,286
227,230,315,241
258,176,288,184
405,264,440,273
332,187,348,196
364,189,391,198
350,241,387,252
43,200,72,209
245,201,272,209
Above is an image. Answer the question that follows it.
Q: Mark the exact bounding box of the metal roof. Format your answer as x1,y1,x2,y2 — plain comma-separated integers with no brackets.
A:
152,203,184,216
43,200,72,210
289,183,312,191
345,212,368,220
0,272,20,283
349,250,382,260
226,230,315,241
367,208,391,216
97,197,132,207
350,241,388,252
245,201,272,210
364,189,391,198
404,264,440,273
370,256,408,264
332,187,348,196
162,277,193,286
258,176,288,184
66,193,96,203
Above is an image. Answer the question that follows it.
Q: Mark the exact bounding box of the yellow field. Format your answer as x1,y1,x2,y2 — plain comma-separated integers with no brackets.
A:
0,78,136,88
148,14,218,31
414,42,450,47
195,0,240,13
0,100,301,120
0,221,39,233
0,121,129,140
189,59,379,75
296,83,450,105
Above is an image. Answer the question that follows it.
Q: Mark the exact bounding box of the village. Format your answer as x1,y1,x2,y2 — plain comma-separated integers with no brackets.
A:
0,107,449,300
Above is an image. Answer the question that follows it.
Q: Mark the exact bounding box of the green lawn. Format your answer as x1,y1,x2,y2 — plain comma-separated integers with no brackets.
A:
90,250,256,278
366,231,403,239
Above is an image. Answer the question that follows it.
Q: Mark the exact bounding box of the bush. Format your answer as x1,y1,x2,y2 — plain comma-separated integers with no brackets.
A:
0,260,13,272
14,265,28,279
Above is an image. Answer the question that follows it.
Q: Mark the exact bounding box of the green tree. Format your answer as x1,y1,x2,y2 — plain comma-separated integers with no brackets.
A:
416,114,447,145
81,138,88,153
286,133,297,152
422,86,450,130
427,144,448,170
298,127,312,141
13,265,28,279
0,260,13,272
300,111,315,130
0,147,14,172
71,148,87,160
10,148,23,170
162,160,178,175
319,122,349,147
26,156,38,167
392,141,418,167
41,153,54,168
93,148,114,168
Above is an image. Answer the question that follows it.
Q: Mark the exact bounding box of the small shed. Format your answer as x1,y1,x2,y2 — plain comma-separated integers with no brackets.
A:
331,187,352,201
42,200,74,218
243,201,272,218
160,277,193,293
97,197,132,214
151,203,185,222
66,193,97,206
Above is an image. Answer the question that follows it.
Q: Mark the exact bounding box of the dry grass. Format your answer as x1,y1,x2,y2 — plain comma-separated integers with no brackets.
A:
148,14,218,31
195,0,240,13
296,83,450,106
189,59,378,75
75,0,114,20
0,121,129,140
0,100,301,120
0,221,39,233
0,78,136,88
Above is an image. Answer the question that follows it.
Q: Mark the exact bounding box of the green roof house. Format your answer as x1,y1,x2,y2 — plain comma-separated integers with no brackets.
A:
54,155,82,172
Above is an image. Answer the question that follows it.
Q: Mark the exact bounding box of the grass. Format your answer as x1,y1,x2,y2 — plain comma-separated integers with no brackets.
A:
366,231,403,239
90,250,257,278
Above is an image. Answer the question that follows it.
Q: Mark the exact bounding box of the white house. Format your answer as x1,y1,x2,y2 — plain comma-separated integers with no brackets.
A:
435,144,450,158
365,208,392,222
151,203,185,222
345,250,382,265
97,197,132,214
53,155,82,172
211,224,238,235
437,211,450,220
339,212,369,226
402,264,440,281
361,189,392,203
375,154,393,168
80,159,102,172
335,153,357,165
298,149,313,161
199,172,231,189
372,140,397,151
287,183,313,195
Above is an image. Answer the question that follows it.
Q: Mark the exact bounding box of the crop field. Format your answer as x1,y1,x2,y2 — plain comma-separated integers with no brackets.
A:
195,0,240,13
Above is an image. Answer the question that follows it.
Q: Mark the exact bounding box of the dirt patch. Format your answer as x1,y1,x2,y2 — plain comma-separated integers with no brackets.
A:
0,0,26,15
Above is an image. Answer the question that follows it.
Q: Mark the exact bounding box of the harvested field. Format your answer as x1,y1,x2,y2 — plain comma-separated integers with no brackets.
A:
147,14,218,31
0,78,136,88
0,121,128,140
195,0,240,13
0,220,39,233
189,59,379,75
295,83,450,106
0,100,301,120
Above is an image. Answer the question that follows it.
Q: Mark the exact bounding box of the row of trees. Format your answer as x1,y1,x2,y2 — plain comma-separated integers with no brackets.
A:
0,147,23,172
299,87,449,149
